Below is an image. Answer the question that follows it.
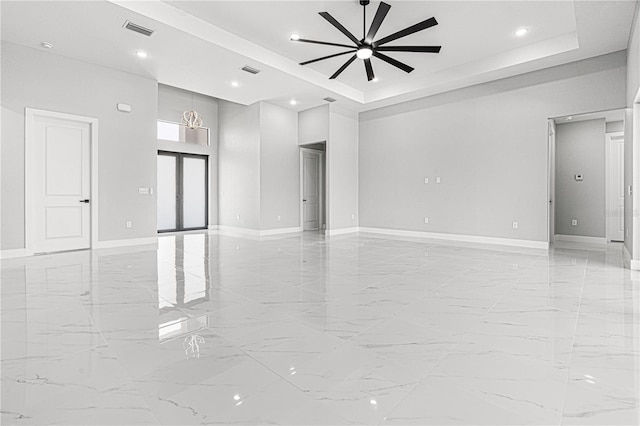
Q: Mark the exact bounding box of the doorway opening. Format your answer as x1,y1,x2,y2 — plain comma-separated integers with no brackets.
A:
548,108,626,246
300,143,326,232
157,151,208,232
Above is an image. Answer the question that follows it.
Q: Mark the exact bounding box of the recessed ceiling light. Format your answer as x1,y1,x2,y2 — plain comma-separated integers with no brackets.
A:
514,27,528,37
41,42,54,49
231,81,240,87
290,99,297,106
136,50,148,58
290,33,300,41
372,77,379,82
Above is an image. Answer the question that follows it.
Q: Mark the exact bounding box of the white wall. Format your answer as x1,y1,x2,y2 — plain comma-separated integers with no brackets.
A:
555,119,606,238
157,84,219,227
606,121,624,133
1,41,158,250
359,51,626,243
328,105,359,231
217,101,261,230
299,105,329,145
259,102,299,230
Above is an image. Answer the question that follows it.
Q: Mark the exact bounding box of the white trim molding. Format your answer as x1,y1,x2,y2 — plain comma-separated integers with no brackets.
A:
215,226,260,237
326,227,360,236
554,234,607,244
0,248,29,260
359,227,549,250
623,245,640,270
215,225,302,237
259,227,302,236
94,237,158,249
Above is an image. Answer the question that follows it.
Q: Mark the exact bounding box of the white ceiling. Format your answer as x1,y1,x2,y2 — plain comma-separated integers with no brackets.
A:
1,1,637,112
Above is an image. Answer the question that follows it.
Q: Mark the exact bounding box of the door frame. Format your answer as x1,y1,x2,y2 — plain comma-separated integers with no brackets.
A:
605,131,625,242
25,108,99,255
299,147,325,231
157,151,209,233
547,119,556,245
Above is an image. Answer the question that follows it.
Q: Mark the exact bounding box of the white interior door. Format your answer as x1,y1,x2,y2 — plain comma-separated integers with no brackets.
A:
32,115,91,253
303,150,320,231
607,133,625,242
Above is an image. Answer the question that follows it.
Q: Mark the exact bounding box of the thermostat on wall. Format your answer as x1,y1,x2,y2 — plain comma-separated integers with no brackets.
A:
574,174,583,181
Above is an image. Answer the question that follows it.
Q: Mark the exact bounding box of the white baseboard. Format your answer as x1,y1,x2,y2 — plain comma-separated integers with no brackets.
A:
215,225,302,237
623,245,640,270
94,237,158,249
216,226,260,236
0,248,29,259
1,237,158,259
259,227,302,236
359,227,549,250
554,234,607,244
207,225,218,231
326,227,360,236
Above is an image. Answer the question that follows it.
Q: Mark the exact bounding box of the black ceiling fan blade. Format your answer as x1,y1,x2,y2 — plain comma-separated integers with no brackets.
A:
294,38,356,49
365,2,391,44
330,54,357,79
374,17,438,47
377,45,441,53
364,58,375,81
319,11,361,45
300,50,357,66
372,51,414,73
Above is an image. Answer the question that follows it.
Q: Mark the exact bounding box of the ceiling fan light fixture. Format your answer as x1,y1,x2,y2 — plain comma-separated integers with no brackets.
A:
357,47,373,60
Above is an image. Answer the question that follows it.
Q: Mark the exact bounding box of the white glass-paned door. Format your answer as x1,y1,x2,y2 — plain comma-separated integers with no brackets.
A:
182,157,207,229
157,154,177,231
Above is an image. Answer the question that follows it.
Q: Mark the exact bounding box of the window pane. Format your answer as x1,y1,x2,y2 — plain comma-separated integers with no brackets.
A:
157,121,180,141
182,157,206,228
157,155,176,230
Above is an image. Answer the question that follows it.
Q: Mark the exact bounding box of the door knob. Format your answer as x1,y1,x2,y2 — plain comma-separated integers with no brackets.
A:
303,199,307,202
79,199,90,203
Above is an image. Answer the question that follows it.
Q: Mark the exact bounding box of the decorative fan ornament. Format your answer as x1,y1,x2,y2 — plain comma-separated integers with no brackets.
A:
291,0,441,81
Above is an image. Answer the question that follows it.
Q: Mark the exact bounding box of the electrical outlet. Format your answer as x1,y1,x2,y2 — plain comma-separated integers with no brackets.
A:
126,221,132,228
351,214,355,220
424,217,429,224
571,219,578,226
436,177,441,184
236,214,240,220
277,215,281,221
424,178,429,184
512,221,518,229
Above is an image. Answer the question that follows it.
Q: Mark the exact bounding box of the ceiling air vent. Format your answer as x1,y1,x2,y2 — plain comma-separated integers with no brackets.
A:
323,97,337,103
123,21,155,37
241,65,261,75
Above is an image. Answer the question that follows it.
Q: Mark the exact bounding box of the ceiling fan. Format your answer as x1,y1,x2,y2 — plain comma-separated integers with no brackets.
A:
291,0,441,81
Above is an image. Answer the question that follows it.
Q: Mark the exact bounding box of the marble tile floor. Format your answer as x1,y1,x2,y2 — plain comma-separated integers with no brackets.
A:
1,232,639,425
